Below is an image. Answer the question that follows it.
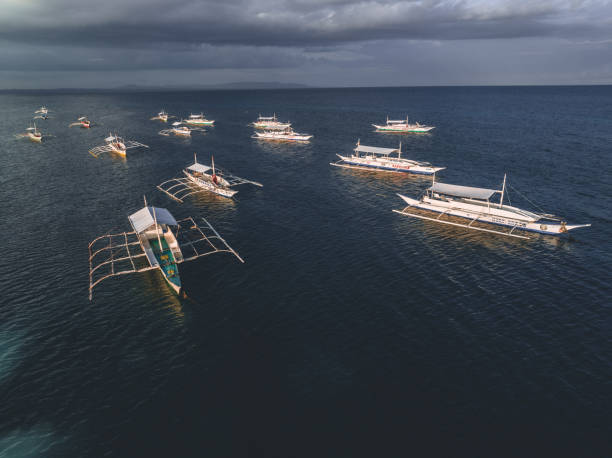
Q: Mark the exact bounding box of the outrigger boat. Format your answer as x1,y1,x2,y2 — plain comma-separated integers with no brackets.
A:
158,153,263,201
331,140,444,175
69,116,92,128
393,174,591,239
373,116,434,133
89,133,149,157
22,123,43,143
252,127,312,142
159,122,193,137
88,199,244,299
183,113,214,126
33,106,50,120
151,110,173,122
252,114,291,130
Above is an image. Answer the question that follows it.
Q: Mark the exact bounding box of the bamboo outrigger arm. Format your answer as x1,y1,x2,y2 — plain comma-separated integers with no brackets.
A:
88,217,244,300
392,207,531,240
157,178,205,203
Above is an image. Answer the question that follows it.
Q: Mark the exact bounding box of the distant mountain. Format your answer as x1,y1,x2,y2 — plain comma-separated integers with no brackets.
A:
114,82,310,91
0,82,311,93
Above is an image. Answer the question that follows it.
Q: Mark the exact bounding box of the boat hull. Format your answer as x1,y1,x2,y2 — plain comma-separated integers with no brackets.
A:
253,122,291,130
28,134,42,143
184,171,238,198
184,120,214,126
334,155,443,175
373,124,434,133
142,233,182,295
397,194,590,235
253,132,312,142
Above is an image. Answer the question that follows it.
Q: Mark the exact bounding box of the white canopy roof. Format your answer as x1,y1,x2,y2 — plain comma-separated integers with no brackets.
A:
187,163,211,173
430,182,498,200
129,206,178,233
355,144,398,155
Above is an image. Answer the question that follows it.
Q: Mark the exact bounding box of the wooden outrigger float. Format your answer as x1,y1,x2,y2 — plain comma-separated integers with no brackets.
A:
157,153,263,202
88,200,244,300
89,133,149,158
393,174,591,239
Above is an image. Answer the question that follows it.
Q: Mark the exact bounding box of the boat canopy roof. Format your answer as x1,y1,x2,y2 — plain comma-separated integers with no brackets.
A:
356,144,398,155
129,206,178,233
430,182,497,200
187,163,211,173
387,120,406,124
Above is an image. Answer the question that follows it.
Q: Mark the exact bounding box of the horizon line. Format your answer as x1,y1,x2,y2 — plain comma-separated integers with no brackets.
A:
1,83,612,92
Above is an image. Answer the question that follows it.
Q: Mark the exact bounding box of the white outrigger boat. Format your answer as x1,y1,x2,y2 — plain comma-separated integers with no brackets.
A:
158,153,263,201
394,174,591,239
150,110,173,122
252,127,312,142
33,106,50,120
22,123,43,142
331,140,444,175
183,113,214,126
89,133,149,157
373,116,434,133
252,114,291,130
88,199,244,299
69,116,92,128
159,122,194,137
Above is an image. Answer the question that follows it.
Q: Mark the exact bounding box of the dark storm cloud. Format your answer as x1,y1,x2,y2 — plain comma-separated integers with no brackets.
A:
0,0,611,87
1,0,610,48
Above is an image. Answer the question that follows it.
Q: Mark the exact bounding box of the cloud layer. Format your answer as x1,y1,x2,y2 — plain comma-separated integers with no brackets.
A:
1,0,611,87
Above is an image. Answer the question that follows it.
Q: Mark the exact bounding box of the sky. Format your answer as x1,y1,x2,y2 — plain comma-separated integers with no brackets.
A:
1,0,611,88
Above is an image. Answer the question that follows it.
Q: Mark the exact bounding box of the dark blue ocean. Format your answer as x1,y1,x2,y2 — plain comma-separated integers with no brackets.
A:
0,87,610,457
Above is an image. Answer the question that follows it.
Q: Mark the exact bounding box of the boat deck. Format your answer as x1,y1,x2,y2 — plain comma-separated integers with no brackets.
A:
150,237,181,288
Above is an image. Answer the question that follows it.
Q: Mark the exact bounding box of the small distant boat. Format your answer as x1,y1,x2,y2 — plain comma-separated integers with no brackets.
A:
331,140,444,175
151,110,173,122
34,106,48,114
159,122,192,137
252,114,291,130
252,127,312,142
88,198,244,299
158,153,263,201
393,174,591,238
183,113,214,126
373,116,434,133
69,116,92,128
24,123,43,142
89,133,149,157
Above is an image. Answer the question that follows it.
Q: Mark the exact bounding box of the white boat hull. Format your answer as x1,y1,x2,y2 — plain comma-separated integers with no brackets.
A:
373,124,434,133
333,154,443,175
184,120,214,126
184,171,237,198
253,132,312,142
253,122,291,130
397,194,590,235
